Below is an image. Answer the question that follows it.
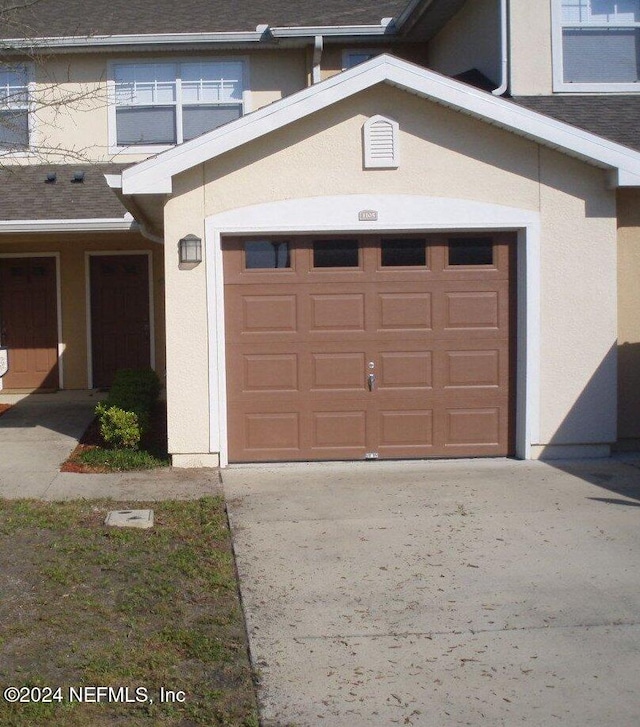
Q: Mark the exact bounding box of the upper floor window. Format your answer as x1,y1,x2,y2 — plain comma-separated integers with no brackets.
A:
0,64,29,149
556,0,640,88
343,50,381,70
113,60,244,148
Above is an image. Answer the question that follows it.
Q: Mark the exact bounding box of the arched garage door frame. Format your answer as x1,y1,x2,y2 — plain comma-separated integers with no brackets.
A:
205,194,541,467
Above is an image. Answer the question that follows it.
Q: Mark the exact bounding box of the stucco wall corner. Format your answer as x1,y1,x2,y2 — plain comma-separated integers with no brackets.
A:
163,164,212,455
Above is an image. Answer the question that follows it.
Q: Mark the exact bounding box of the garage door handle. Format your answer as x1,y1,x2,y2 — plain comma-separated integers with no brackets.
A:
367,372,376,391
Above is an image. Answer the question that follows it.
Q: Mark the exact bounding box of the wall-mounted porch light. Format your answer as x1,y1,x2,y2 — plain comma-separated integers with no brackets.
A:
178,234,202,268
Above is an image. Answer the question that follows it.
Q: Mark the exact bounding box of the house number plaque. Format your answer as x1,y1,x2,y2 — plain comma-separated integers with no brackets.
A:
358,209,378,221
0,347,7,378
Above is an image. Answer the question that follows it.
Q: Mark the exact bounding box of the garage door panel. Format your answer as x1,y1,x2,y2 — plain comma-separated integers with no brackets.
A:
312,411,367,448
445,408,501,446
242,354,299,391
241,294,298,332
379,410,434,447
444,291,500,329
244,413,300,451
310,294,365,331
377,292,432,330
444,350,501,389
378,351,433,389
311,352,366,390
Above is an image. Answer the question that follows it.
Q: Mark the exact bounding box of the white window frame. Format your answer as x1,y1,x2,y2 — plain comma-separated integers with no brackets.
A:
0,63,35,156
552,0,640,92
107,57,251,154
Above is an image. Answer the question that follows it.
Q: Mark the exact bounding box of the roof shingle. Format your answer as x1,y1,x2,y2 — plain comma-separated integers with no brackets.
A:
0,0,407,39
511,95,640,153
0,164,128,220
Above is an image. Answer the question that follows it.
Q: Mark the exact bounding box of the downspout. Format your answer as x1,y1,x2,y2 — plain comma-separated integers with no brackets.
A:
312,34,323,84
492,0,508,95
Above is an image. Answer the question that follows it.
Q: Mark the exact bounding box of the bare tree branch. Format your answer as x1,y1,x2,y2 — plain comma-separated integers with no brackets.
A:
0,0,108,164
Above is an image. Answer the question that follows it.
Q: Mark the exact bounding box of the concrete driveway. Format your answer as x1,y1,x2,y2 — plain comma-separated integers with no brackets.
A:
223,458,640,727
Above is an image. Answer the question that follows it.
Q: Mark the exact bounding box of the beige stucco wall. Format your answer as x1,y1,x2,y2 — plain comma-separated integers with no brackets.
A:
509,0,554,95
0,233,165,390
428,0,501,87
15,50,307,164
537,149,617,446
616,189,640,443
162,82,618,458
163,167,209,456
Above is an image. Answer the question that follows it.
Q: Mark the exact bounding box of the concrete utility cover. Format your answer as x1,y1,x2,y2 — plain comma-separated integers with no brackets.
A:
105,510,153,529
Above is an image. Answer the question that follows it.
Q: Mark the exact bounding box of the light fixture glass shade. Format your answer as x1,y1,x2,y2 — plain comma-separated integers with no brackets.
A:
178,234,202,264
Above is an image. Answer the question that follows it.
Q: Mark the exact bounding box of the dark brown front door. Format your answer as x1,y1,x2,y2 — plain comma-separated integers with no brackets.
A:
223,233,516,463
0,256,59,391
90,254,151,388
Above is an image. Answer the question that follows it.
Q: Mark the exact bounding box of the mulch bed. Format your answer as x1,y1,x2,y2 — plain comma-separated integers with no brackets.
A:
61,402,168,473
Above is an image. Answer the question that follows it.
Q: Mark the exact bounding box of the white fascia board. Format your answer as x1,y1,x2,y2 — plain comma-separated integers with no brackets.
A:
0,31,267,50
104,174,122,189
122,54,640,195
611,169,640,187
0,218,138,233
271,24,393,38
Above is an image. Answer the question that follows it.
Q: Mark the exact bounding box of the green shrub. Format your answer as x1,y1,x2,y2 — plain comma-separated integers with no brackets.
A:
95,369,161,448
107,368,160,419
95,404,141,450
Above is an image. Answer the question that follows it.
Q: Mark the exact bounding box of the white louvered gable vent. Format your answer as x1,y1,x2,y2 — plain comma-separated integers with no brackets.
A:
363,115,399,169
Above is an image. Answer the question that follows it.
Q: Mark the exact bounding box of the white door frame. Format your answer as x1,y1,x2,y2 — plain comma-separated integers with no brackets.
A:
85,250,155,389
205,195,541,466
0,252,63,391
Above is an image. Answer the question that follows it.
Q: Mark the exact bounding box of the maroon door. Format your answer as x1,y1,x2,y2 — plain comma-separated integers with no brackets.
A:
0,257,59,391
90,255,151,388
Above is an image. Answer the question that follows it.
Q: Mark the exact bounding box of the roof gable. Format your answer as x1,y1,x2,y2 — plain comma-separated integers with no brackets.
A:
121,54,640,195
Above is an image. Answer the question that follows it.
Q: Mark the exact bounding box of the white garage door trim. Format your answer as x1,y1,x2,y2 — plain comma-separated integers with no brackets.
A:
205,194,541,467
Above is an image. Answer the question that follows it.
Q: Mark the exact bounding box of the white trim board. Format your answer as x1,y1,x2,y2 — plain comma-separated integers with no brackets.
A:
84,250,156,389
204,194,541,466
122,53,640,195
0,252,63,391
0,218,137,233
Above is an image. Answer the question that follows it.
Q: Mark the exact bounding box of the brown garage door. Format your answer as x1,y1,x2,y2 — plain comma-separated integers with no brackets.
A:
223,233,516,462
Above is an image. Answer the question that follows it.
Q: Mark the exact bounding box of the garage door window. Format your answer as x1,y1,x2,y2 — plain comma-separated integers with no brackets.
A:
448,238,494,266
245,240,290,269
313,239,359,268
381,238,427,267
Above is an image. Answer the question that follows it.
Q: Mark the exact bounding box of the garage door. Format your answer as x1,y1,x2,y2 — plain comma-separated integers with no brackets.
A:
223,233,516,462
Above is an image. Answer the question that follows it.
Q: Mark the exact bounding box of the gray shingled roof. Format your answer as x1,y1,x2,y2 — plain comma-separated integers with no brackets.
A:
0,0,407,38
0,164,128,220
511,96,640,153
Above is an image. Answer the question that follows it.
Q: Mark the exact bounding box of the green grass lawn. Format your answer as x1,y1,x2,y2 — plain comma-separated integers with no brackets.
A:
0,497,258,726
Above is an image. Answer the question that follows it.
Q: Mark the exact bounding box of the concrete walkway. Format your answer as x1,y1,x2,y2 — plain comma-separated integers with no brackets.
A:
223,458,640,727
0,391,220,500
